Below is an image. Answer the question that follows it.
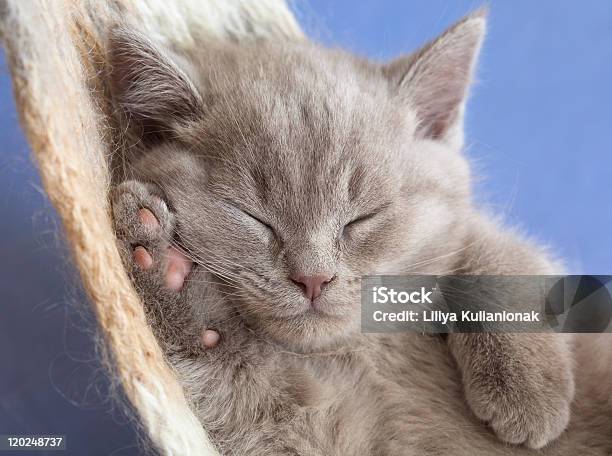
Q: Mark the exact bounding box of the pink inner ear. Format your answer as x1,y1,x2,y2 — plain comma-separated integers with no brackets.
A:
385,12,486,141
109,27,203,140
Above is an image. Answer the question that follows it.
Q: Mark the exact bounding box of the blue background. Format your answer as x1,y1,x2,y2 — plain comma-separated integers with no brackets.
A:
1,1,610,454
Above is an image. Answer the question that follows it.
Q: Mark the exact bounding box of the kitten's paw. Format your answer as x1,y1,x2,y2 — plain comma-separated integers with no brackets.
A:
112,180,192,291
112,180,222,351
463,349,574,449
201,329,221,348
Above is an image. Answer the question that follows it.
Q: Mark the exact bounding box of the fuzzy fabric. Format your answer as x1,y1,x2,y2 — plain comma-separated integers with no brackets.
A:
0,1,303,454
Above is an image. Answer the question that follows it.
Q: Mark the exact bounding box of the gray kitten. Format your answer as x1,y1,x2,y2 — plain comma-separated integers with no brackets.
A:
108,11,609,455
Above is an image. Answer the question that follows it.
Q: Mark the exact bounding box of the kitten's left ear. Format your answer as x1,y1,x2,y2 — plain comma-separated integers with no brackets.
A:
384,9,486,150
108,27,204,142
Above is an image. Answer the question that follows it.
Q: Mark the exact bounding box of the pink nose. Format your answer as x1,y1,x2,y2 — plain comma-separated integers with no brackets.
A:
291,273,335,301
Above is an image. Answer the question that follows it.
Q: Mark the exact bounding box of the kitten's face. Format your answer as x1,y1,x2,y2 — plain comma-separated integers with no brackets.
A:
111,14,484,351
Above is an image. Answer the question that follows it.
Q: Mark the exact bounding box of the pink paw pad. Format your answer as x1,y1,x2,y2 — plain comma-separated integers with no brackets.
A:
165,246,193,291
138,207,159,227
133,246,153,270
201,329,220,348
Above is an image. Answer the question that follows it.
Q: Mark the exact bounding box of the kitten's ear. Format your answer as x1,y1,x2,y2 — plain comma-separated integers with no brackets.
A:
384,10,486,149
108,27,203,141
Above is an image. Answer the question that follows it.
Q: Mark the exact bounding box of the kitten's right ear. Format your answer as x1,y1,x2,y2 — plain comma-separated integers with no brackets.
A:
383,10,486,150
108,27,203,141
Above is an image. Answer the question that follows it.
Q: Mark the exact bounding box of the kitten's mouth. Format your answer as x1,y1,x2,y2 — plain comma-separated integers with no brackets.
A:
264,304,358,352
263,305,331,322
231,289,358,351
275,295,345,319
296,305,336,321
309,296,329,313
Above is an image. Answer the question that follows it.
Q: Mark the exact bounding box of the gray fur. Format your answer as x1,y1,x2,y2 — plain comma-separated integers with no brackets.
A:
109,11,612,455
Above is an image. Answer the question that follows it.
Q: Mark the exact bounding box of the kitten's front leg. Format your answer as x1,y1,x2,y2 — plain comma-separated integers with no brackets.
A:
448,332,574,449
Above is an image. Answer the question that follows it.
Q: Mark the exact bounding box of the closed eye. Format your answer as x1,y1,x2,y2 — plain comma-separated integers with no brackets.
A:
243,209,274,232
343,203,391,233
225,201,275,233
340,202,391,234
345,212,378,227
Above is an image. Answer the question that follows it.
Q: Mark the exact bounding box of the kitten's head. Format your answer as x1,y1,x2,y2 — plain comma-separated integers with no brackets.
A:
109,11,485,351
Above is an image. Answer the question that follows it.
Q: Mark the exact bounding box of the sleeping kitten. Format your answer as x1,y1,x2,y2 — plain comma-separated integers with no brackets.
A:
109,11,578,454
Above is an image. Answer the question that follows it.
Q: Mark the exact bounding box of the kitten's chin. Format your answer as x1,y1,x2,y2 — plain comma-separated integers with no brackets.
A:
258,311,359,353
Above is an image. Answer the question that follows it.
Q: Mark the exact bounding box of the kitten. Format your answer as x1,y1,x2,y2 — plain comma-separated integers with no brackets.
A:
108,11,589,455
